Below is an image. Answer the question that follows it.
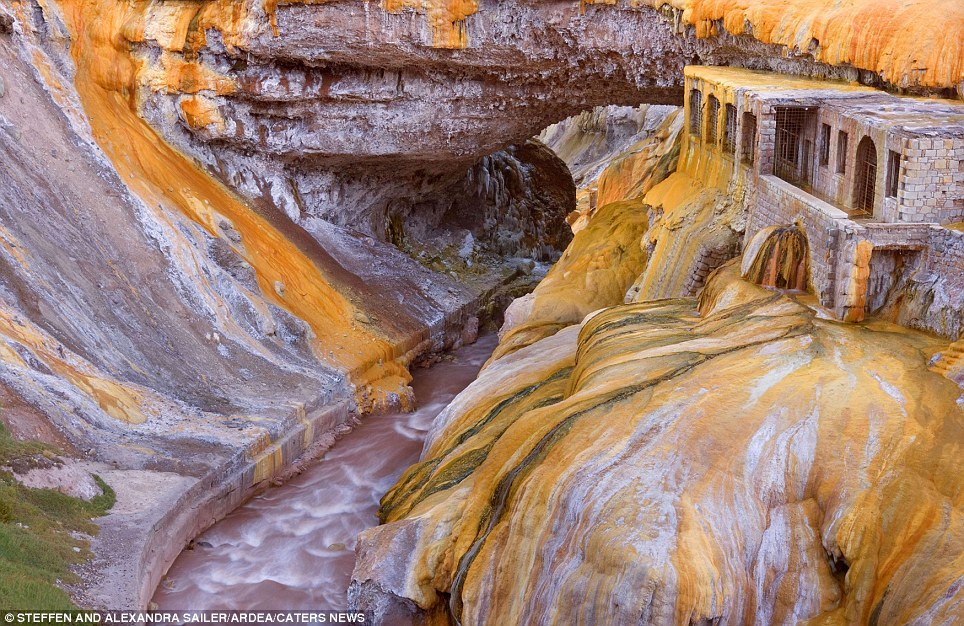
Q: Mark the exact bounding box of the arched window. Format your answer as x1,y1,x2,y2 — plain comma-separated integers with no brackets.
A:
854,137,878,215
723,104,737,152
689,89,702,137
707,95,720,143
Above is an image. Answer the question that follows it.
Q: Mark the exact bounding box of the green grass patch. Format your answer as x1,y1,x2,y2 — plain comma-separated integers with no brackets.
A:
0,422,113,609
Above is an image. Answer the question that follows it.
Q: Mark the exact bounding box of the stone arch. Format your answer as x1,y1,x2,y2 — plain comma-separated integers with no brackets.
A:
853,136,878,215
741,224,810,291
117,0,964,231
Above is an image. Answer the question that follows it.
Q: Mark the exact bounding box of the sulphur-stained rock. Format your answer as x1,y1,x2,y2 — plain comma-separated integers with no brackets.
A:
625,171,744,303
354,262,963,624
489,199,650,364
129,0,961,170
0,25,336,465
1,0,961,614
592,110,683,209
541,104,684,227
2,0,503,429
932,336,964,390
541,105,680,191
68,0,960,243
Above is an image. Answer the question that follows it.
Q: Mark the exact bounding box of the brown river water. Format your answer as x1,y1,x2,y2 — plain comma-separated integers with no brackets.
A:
152,334,497,610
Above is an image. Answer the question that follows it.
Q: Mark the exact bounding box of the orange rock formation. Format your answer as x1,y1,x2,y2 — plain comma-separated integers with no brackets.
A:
32,0,414,408
361,261,964,625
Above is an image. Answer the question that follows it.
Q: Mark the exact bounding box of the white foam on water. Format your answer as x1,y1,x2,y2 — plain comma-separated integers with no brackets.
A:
153,335,498,611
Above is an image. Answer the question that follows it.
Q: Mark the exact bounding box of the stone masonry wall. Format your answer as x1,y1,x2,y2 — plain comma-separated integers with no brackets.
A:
900,137,964,224
686,69,962,334
746,175,848,306
808,109,905,221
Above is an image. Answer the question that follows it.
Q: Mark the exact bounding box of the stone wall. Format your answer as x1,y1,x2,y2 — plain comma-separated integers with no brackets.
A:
900,137,964,223
744,181,964,333
746,175,848,305
683,68,963,334
684,72,963,227
807,107,898,219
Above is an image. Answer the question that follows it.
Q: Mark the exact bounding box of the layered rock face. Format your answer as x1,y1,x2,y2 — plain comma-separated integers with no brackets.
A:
389,138,575,263
1,0,962,614
9,0,946,474
60,0,962,237
0,0,599,471
353,261,964,626
1,0,564,608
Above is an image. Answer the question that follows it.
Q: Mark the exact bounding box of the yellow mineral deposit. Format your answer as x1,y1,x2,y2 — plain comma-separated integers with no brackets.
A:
622,171,737,302
0,307,149,424
488,199,650,364
249,430,286,484
127,0,963,91
594,110,683,207
378,261,963,625
381,0,478,47
591,0,964,91
741,224,810,291
932,336,964,383
177,94,227,133
33,0,413,414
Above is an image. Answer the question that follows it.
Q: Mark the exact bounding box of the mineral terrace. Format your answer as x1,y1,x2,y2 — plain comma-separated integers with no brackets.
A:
0,0,961,623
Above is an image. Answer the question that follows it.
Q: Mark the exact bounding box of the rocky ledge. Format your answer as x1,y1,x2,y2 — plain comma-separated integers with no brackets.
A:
352,258,963,625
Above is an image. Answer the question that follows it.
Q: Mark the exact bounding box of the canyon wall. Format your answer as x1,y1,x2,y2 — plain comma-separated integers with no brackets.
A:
5,0,951,481
345,5,964,623
540,104,683,232
57,0,963,238
0,0,961,612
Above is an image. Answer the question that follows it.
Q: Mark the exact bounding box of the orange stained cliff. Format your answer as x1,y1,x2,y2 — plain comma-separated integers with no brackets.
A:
0,310,148,424
591,0,964,93
380,0,478,47
40,0,411,407
295,0,964,88
63,0,964,93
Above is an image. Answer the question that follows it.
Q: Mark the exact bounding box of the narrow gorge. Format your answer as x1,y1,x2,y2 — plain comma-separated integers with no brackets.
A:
0,0,961,624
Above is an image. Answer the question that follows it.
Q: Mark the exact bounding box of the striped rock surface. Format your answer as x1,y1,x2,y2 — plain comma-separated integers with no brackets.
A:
352,262,963,625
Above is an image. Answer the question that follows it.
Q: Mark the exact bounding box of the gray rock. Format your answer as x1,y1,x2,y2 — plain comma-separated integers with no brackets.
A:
11,461,102,501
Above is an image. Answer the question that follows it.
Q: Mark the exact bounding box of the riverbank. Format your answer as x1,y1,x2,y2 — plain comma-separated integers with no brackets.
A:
152,336,497,610
69,307,494,611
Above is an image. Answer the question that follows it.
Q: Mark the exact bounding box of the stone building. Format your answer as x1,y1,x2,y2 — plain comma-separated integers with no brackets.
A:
681,66,964,325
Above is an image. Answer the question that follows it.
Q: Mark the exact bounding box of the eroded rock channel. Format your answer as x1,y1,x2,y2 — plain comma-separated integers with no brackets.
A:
153,336,498,612
0,0,962,623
